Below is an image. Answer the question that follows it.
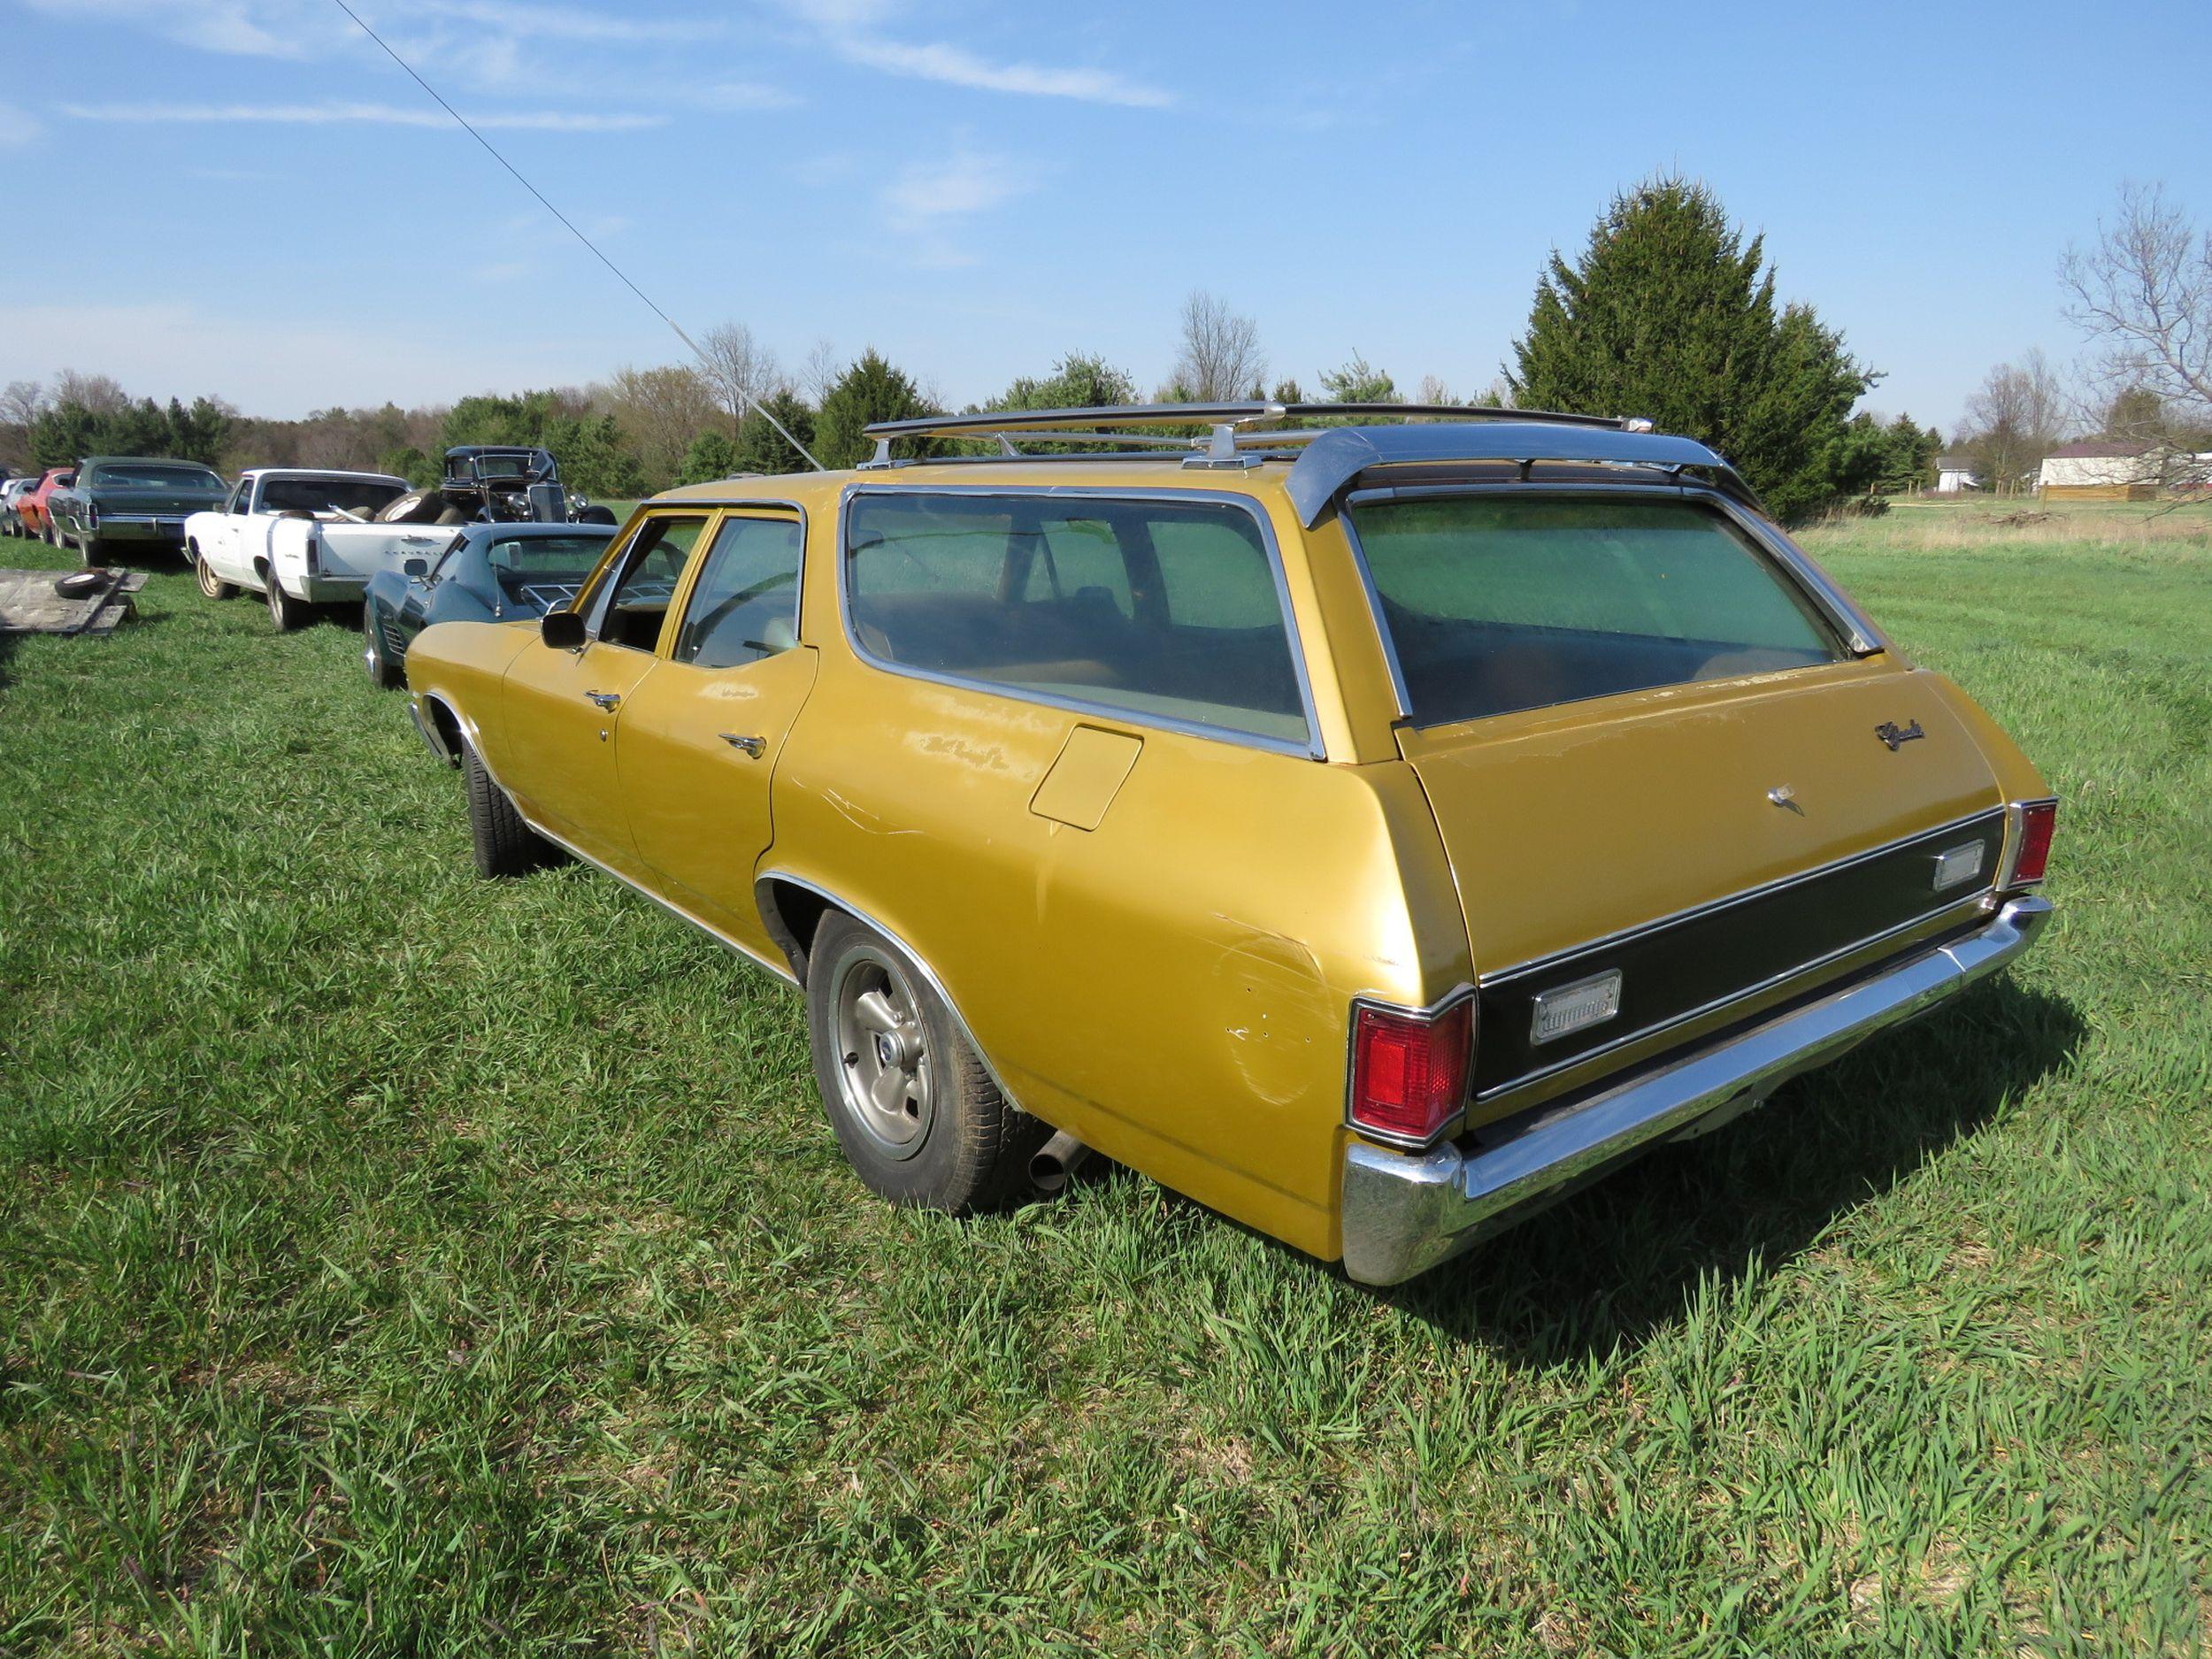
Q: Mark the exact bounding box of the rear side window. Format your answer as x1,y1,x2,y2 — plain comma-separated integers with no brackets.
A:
845,493,1310,749
1350,495,1844,726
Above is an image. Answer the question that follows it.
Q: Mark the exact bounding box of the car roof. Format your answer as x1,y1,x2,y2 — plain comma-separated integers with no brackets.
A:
642,415,1760,522
80,455,222,467
241,468,409,483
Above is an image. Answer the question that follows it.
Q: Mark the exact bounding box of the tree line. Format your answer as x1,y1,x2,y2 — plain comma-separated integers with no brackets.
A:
5,178,2200,518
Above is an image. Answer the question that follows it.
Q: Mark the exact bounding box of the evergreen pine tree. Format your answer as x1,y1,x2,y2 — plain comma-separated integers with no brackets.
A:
1507,178,1876,523
814,350,937,469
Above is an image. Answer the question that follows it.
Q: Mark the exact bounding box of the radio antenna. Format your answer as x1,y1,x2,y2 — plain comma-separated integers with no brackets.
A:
326,0,826,471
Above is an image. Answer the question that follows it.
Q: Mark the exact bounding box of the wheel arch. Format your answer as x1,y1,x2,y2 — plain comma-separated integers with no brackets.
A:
754,869,1038,1125
416,691,467,768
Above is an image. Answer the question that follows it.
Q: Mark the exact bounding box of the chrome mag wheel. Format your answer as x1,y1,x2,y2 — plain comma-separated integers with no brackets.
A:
831,947,935,1158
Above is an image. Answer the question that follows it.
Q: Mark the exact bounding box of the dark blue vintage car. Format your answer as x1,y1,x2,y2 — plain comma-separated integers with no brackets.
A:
361,519,617,687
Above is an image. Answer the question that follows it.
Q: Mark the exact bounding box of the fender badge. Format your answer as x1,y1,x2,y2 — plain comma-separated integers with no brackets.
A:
1875,719,1925,751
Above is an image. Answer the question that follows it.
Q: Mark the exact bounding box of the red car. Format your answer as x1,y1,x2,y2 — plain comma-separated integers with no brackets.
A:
19,466,75,543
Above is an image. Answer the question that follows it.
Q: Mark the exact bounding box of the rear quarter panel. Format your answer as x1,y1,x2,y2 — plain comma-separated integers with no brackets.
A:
766,643,1470,1263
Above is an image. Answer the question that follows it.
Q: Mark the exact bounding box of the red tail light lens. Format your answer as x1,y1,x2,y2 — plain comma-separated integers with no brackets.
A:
2010,800,2056,886
1349,999,1473,1146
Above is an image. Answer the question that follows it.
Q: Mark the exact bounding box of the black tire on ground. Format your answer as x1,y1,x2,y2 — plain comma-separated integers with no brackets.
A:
264,572,311,632
804,910,1048,1215
193,547,236,600
462,735,551,878
362,603,403,689
574,504,618,526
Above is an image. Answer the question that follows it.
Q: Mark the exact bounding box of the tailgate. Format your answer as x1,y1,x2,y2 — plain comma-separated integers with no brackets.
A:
1398,663,2006,1096
322,524,454,580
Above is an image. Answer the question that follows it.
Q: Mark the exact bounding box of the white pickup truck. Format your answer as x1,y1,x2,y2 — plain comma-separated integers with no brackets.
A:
185,469,461,630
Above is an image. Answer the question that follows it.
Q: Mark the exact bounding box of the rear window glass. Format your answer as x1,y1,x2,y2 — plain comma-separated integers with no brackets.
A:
845,493,1310,748
258,476,406,515
89,463,223,490
1349,495,1844,726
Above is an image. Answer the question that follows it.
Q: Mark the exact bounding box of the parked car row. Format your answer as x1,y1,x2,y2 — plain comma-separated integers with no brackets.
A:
365,401,2060,1284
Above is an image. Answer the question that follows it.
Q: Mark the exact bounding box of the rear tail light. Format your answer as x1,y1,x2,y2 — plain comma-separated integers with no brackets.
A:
304,535,320,577
1348,997,1473,1148
2006,799,2056,887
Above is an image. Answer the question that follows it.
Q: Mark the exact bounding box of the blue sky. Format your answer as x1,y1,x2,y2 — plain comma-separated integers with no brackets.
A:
3,0,2204,432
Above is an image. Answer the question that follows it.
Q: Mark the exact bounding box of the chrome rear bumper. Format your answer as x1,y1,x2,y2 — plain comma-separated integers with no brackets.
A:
1340,895,2054,1286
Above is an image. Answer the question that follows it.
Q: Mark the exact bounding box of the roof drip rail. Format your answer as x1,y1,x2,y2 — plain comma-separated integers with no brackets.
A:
860,400,1647,448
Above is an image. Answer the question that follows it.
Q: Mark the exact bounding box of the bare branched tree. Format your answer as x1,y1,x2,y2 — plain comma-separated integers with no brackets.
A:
2062,183,2212,424
1170,291,1266,402
602,363,722,486
1415,373,1454,406
695,323,784,433
1958,350,2070,494
801,339,841,409
50,370,128,414
2,380,45,430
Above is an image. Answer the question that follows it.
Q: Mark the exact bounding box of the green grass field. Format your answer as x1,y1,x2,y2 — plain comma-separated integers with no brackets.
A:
2,502,2207,1655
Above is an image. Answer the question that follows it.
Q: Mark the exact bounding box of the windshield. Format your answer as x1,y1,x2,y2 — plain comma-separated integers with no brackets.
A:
258,476,407,515
1348,495,1845,726
89,463,224,491
485,533,611,610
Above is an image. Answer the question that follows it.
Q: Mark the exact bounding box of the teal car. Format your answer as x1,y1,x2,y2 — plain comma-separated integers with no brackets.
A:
48,456,228,564
361,519,617,687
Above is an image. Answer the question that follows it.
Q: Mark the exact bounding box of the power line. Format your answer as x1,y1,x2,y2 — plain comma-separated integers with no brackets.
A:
325,0,826,472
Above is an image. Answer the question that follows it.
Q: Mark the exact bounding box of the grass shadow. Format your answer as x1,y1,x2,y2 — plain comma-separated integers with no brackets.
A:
1376,978,2085,1363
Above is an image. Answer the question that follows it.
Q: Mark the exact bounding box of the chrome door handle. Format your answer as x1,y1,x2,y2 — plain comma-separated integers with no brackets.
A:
585,690,621,710
718,733,766,757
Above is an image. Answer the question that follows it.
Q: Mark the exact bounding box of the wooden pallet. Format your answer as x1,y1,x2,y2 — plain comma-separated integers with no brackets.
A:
0,569,150,637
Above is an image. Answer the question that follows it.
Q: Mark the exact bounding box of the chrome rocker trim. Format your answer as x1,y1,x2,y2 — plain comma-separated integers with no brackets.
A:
1340,895,2054,1286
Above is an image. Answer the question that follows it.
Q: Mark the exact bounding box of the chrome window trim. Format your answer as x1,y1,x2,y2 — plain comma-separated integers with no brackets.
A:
1342,981,1479,1151
1475,887,1998,1104
580,500,808,658
1337,483,1886,721
1482,806,2007,985
669,503,810,668
835,483,1328,762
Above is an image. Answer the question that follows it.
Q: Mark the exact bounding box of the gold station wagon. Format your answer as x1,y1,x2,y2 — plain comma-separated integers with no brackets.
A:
403,403,2057,1285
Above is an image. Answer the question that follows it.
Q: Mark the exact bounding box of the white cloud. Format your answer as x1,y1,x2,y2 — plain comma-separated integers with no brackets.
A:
26,0,325,58
428,0,720,43
61,100,664,131
771,0,1170,108
685,80,803,111
880,150,1039,267
0,107,42,147
841,37,1169,107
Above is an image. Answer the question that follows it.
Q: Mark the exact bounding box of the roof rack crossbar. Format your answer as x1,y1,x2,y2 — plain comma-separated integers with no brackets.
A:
862,401,1647,442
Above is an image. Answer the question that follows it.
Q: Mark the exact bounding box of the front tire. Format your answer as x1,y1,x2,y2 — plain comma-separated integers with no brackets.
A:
804,911,1047,1214
462,735,552,877
264,572,311,632
193,548,236,600
363,603,403,688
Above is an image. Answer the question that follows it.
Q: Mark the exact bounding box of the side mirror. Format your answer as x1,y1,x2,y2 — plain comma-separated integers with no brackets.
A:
403,557,428,577
541,608,587,650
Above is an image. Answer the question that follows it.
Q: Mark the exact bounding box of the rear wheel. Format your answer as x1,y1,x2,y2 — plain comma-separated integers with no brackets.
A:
805,911,1047,1214
362,603,403,688
264,571,311,632
193,547,236,600
462,735,552,877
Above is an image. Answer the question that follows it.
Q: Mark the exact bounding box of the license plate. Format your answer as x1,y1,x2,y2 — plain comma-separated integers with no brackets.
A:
1531,970,1624,1045
1932,842,1985,891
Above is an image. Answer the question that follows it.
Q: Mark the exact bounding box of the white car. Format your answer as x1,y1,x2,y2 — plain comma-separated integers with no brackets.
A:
185,469,461,630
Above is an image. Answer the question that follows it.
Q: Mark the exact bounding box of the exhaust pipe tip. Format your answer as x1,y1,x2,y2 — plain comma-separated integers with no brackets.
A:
1029,1128,1091,1195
